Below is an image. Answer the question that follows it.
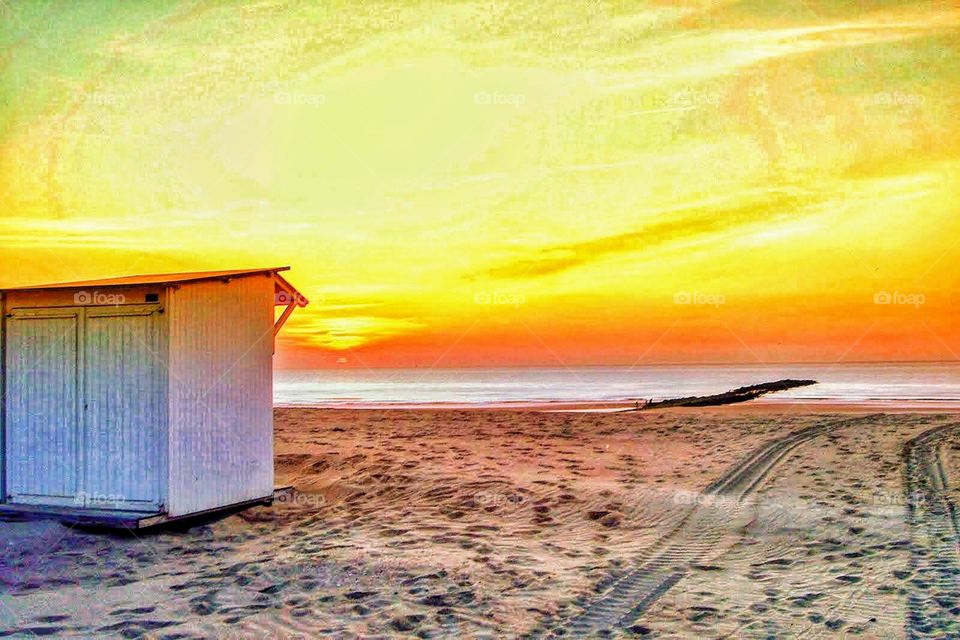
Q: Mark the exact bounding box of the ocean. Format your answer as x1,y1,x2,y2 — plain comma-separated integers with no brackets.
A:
273,361,960,407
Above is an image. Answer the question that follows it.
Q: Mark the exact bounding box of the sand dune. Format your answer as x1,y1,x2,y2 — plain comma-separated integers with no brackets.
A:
1,408,959,638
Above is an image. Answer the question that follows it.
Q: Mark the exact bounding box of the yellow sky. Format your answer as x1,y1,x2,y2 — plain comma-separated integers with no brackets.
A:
1,1,958,367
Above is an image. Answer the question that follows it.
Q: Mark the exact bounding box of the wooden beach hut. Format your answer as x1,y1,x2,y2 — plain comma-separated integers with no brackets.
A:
0,267,307,528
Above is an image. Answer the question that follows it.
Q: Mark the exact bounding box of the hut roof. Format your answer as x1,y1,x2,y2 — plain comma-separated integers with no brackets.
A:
2,267,291,293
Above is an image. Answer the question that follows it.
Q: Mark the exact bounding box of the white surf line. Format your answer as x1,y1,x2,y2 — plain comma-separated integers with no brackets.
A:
533,415,881,638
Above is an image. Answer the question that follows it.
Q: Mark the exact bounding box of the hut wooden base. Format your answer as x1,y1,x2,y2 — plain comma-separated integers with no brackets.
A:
0,486,293,530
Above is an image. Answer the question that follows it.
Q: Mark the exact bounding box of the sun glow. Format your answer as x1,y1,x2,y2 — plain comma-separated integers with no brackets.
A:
2,2,958,367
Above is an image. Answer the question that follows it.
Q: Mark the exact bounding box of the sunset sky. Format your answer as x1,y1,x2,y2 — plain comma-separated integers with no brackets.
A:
1,1,958,368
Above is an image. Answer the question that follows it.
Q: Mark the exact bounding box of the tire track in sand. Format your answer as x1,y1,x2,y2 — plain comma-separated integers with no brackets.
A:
534,415,878,638
903,421,960,639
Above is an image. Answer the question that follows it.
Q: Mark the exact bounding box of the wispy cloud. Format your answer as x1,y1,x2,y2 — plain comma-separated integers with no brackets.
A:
479,191,810,280
282,315,425,350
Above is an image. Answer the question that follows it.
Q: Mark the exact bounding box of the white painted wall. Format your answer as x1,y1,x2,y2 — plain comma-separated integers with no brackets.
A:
82,305,166,511
165,275,275,516
4,308,82,506
4,304,168,511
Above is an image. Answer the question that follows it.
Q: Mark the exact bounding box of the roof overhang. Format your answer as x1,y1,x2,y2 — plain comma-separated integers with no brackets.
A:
0,267,309,345
0,267,292,292
272,271,308,338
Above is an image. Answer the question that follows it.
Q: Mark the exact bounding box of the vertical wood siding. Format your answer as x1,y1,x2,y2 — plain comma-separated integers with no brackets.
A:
83,307,165,510
166,276,274,516
4,310,80,504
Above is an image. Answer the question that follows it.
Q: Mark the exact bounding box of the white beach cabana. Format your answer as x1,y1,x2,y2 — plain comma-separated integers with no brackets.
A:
0,267,306,528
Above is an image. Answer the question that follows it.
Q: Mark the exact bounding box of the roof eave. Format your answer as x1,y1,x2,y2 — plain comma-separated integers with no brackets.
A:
0,267,291,293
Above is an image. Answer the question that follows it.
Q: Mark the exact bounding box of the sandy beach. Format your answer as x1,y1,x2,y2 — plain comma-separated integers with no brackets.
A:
2,406,960,638
5,0,958,637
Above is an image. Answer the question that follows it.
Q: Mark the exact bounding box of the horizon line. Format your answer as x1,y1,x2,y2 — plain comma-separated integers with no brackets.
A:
275,358,960,371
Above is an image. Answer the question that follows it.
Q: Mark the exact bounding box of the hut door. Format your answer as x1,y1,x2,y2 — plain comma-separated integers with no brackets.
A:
4,308,82,506
82,305,164,511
